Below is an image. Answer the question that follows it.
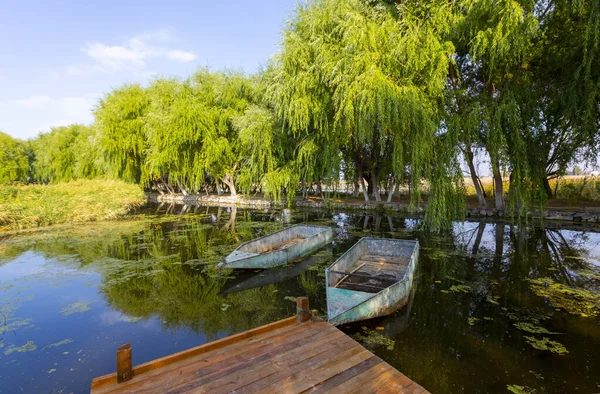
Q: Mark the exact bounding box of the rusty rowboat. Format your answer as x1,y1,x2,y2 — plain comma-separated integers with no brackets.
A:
218,224,333,269
325,237,419,326
220,247,333,295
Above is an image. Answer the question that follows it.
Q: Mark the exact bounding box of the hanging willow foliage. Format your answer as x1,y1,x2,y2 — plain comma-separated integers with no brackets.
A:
272,0,462,229
94,84,149,183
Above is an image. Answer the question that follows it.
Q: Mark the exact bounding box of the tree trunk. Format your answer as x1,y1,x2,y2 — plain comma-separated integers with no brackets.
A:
223,174,237,196
493,164,505,211
472,223,486,254
542,177,553,199
353,176,360,198
316,181,325,202
387,179,395,203
364,173,373,195
465,145,487,208
371,169,381,202
359,176,369,202
215,179,223,195
177,180,189,196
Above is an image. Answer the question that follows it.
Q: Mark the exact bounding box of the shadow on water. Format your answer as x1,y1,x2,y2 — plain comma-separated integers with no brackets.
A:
0,204,598,393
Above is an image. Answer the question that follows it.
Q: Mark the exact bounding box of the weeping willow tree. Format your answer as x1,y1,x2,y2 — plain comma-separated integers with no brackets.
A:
0,132,29,184
143,70,255,195
30,124,103,183
270,0,464,229
94,84,150,184
144,78,214,194
450,0,600,214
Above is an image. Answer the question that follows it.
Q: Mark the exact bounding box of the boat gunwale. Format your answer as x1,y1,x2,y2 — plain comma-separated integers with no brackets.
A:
325,237,419,322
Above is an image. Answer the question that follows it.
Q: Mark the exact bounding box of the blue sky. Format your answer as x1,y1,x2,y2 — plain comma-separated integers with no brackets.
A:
0,0,298,140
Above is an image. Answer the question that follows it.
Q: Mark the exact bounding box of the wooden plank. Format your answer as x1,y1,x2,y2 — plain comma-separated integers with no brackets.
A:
260,343,373,393
301,355,384,392
358,261,407,275
333,263,366,288
154,323,338,394
189,326,352,394
347,366,415,394
313,361,391,393
361,255,409,265
90,316,297,391
113,322,325,394
92,321,307,394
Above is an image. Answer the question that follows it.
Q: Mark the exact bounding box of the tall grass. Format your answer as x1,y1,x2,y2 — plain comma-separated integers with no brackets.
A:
0,179,146,230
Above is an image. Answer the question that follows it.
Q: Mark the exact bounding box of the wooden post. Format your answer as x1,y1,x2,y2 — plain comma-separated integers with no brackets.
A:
117,344,133,383
296,297,312,323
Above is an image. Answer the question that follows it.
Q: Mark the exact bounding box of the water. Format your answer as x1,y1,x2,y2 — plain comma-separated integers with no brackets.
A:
0,205,599,393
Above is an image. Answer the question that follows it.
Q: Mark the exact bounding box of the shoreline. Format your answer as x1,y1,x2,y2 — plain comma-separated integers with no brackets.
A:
149,193,600,225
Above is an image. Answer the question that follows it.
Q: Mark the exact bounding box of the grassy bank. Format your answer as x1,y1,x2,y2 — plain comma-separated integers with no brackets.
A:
0,179,146,231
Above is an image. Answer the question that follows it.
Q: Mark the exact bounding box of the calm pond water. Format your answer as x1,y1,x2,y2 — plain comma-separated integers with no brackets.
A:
0,205,599,393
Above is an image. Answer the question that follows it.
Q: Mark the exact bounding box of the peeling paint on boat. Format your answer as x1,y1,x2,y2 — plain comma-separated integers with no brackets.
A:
326,238,419,325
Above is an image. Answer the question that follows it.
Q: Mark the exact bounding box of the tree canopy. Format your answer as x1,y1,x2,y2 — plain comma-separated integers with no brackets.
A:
2,0,599,231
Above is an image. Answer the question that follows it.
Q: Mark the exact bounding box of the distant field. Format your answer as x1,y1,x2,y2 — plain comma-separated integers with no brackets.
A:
464,175,600,202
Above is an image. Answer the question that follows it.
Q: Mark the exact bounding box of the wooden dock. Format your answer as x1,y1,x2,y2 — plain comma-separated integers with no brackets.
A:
91,297,428,393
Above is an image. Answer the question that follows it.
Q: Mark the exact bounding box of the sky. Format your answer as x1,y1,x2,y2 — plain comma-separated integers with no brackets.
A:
0,0,298,140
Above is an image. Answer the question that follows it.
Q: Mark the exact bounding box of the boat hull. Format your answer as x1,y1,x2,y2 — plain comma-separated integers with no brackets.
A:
326,238,419,326
220,225,333,269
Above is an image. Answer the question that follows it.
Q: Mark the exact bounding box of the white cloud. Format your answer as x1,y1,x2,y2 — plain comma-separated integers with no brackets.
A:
69,29,196,75
3,95,96,138
8,95,52,109
167,50,196,62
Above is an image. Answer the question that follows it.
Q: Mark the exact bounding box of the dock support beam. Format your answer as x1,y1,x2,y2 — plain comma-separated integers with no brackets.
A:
296,296,312,323
117,344,133,383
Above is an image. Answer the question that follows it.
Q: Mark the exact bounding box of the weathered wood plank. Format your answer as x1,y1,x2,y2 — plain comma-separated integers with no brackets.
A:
91,316,297,391
92,321,307,394
91,315,429,394
156,324,336,394
301,354,384,393
190,327,352,394
260,344,373,393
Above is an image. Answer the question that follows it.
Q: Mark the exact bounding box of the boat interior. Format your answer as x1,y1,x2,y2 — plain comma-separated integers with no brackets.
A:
328,239,416,294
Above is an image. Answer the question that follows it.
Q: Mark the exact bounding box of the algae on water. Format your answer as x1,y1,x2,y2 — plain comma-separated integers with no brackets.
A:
351,327,395,350
507,385,537,394
43,338,73,349
513,322,559,335
449,285,472,293
528,278,600,317
3,340,36,356
524,336,568,355
60,301,93,316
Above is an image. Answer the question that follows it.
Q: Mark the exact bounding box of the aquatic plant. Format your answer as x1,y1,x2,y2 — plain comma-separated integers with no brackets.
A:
507,385,537,394
3,340,36,356
513,322,559,335
60,302,93,316
449,285,472,293
528,277,600,317
43,339,73,349
467,317,479,326
523,336,568,355
351,327,395,350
